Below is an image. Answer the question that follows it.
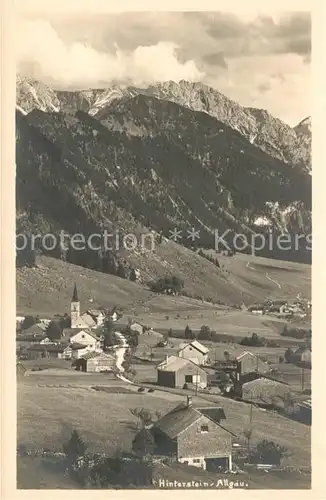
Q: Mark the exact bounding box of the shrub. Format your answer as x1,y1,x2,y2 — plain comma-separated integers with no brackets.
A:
21,315,38,330
198,325,212,341
63,430,87,462
132,429,156,457
240,332,266,347
251,440,287,466
185,325,195,339
46,320,63,341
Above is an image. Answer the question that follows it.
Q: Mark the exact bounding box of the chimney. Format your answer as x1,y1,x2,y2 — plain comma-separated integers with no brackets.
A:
186,396,192,407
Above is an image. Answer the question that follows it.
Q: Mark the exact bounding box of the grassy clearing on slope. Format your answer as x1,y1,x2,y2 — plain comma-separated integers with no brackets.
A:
18,373,310,469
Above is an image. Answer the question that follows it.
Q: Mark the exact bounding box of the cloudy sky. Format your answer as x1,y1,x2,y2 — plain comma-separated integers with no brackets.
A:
16,6,311,126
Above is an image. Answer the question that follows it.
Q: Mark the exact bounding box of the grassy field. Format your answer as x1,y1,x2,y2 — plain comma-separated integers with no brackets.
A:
18,369,311,469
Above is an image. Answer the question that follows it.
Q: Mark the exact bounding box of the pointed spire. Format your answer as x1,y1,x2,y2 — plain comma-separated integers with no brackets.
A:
72,283,79,302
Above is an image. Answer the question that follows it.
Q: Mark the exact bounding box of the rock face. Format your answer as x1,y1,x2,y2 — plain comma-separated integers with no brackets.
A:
17,77,311,172
294,117,312,173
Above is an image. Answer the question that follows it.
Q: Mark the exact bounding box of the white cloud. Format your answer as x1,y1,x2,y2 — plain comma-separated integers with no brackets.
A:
16,19,204,88
15,11,310,124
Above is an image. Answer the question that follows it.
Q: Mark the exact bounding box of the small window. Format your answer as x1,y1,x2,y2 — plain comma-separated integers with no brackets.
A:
193,459,200,463
189,347,192,350
201,425,209,433
81,334,85,339
185,375,193,383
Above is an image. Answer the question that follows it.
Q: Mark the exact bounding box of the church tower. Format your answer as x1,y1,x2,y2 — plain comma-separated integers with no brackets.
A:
70,283,80,328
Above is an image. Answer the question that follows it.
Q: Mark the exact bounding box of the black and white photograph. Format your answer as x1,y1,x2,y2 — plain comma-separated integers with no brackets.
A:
13,1,313,491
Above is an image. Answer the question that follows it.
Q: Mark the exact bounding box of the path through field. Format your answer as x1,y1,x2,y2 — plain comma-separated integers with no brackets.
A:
246,261,282,290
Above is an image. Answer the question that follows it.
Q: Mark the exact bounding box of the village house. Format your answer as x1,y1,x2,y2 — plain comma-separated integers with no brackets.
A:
25,344,68,360
61,328,101,350
285,346,311,367
235,351,270,376
151,396,234,471
60,343,100,360
234,373,290,404
265,299,288,313
74,352,116,372
248,304,265,315
157,355,208,389
177,340,210,365
21,323,48,337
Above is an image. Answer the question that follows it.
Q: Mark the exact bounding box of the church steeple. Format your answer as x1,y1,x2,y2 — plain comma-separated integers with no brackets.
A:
71,283,80,328
72,283,79,302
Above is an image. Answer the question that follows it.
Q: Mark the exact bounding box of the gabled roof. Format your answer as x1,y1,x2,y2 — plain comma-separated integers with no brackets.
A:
23,323,48,336
236,350,265,362
196,407,226,422
242,376,289,389
70,342,89,350
62,328,99,340
82,352,115,361
157,355,207,373
80,313,97,327
27,343,68,352
155,403,202,439
155,403,234,440
178,340,209,355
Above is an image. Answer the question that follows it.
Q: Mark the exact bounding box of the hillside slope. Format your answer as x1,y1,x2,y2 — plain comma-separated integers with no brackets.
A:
16,253,311,317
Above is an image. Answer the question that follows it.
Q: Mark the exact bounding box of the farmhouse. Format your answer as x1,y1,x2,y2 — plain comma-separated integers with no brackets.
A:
239,375,290,404
26,344,68,359
285,346,311,366
248,304,264,314
235,351,270,375
151,396,234,471
157,356,208,389
74,352,116,372
61,328,101,350
178,340,210,365
22,323,48,337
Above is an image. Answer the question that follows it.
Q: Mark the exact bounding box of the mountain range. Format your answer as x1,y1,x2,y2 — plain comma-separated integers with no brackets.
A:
17,77,311,172
16,76,312,299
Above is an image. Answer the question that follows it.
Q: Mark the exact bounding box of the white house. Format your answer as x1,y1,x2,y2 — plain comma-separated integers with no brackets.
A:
61,328,101,351
178,341,210,366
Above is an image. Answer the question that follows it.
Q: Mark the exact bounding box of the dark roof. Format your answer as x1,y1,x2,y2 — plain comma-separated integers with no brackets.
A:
22,323,48,336
72,283,79,302
70,342,87,350
197,407,226,422
155,403,201,439
27,344,67,352
155,402,234,440
16,334,45,342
